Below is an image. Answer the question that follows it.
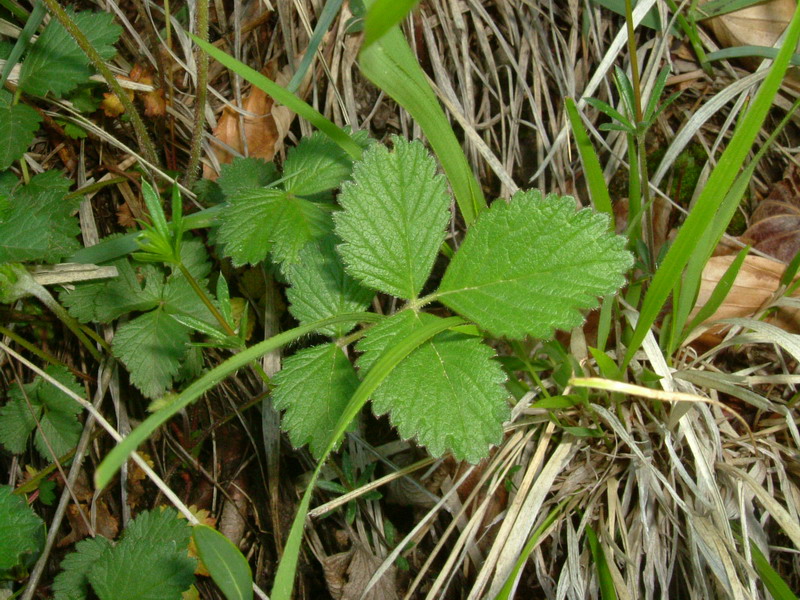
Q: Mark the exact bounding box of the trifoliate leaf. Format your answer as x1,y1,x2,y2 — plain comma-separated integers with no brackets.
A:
61,261,163,323
112,309,191,399
53,536,111,600
218,188,333,266
282,130,370,196
285,235,374,337
272,343,361,459
334,137,450,300
357,310,509,462
88,509,195,600
0,365,83,459
0,171,79,262
217,157,278,199
18,9,121,98
437,191,633,339
0,89,42,171
0,485,44,572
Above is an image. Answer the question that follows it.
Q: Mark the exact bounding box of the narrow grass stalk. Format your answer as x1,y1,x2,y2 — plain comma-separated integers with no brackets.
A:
623,3,800,366
270,316,466,599
94,312,384,489
184,0,209,189
39,0,159,167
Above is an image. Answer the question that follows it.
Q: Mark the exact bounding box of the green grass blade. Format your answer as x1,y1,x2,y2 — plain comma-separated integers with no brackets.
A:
191,34,363,160
94,312,382,489
286,0,343,93
193,525,253,600
358,4,485,225
0,0,45,89
271,315,465,600
362,0,420,49
749,540,798,600
493,499,570,600
706,46,800,67
69,205,224,264
623,3,800,366
681,246,748,340
668,97,800,353
565,98,614,220
695,0,775,20
586,524,617,600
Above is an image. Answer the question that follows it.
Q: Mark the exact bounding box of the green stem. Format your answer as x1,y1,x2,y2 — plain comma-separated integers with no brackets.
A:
184,0,209,189
28,283,105,363
624,0,655,272
64,176,128,201
177,263,235,337
0,324,67,369
39,0,159,167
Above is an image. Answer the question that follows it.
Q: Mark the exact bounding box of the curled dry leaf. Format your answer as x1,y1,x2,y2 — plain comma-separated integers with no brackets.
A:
741,164,800,263
688,254,800,345
204,51,316,180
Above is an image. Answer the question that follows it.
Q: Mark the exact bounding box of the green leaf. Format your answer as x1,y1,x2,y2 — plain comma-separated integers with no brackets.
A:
273,343,361,459
217,157,278,200
0,89,42,170
436,191,632,339
363,0,420,49
624,3,800,365
53,536,112,600
334,137,450,299
749,539,798,600
18,9,121,97
358,13,485,225
112,309,191,399
282,131,370,197
61,261,163,323
95,313,382,490
0,365,83,459
285,235,374,337
0,171,79,262
193,525,253,600
357,311,509,462
88,509,195,600
218,188,333,266
0,485,44,571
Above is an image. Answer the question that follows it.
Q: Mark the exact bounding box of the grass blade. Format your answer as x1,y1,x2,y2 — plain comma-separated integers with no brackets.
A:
565,97,614,220
358,4,485,225
94,313,382,489
363,0,420,49
749,539,798,600
286,0,344,93
623,3,800,366
586,524,617,600
191,34,364,160
270,315,466,600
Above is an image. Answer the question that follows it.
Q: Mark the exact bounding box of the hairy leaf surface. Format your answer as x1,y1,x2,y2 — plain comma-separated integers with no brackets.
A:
437,191,632,339
0,172,79,262
18,9,121,97
218,188,333,266
53,536,111,600
112,309,191,399
0,485,44,571
285,235,374,337
0,89,41,170
334,137,450,299
357,311,509,462
273,343,361,459
283,130,369,196
217,157,278,199
0,365,83,459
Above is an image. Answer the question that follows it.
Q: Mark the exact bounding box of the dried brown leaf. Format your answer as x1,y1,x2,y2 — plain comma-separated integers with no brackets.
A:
742,165,800,263
322,545,398,600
